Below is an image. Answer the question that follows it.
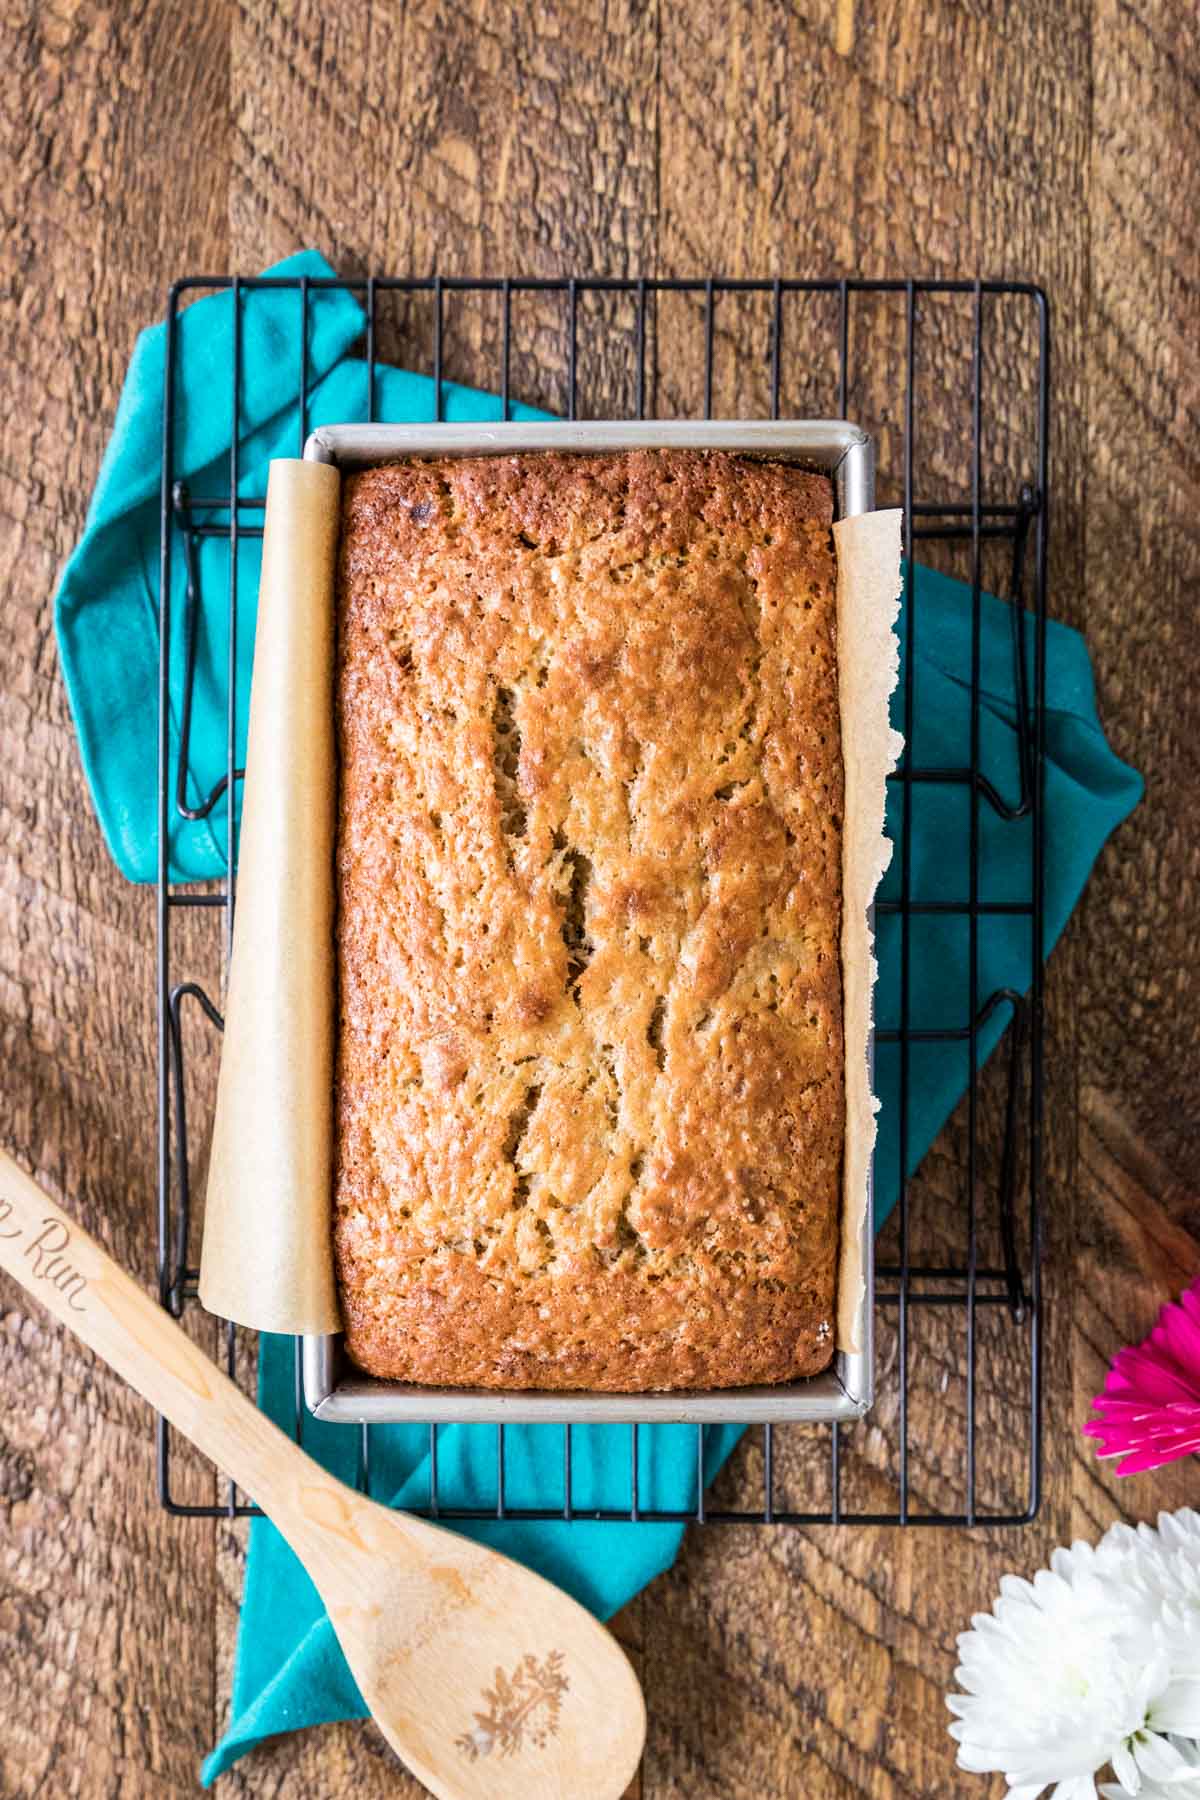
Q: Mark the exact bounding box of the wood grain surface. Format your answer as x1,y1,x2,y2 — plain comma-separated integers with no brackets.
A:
0,1,1196,1796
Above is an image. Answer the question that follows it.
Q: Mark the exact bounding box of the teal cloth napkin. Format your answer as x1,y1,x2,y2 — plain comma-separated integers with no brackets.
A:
51,253,1142,1785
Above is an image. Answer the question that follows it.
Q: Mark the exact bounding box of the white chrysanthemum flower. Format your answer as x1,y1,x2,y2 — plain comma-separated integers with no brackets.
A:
1102,1512,1200,1747
948,1511,1200,1799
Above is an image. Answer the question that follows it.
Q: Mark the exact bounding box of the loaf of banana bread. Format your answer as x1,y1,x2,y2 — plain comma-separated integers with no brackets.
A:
333,448,843,1389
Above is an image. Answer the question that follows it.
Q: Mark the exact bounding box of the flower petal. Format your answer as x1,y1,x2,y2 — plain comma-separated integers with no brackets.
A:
1111,1742,1141,1793
1150,1680,1200,1736
1135,1735,1194,1781
1052,1776,1100,1800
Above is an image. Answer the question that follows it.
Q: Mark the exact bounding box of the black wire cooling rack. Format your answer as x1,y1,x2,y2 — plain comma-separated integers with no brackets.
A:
156,275,1048,1527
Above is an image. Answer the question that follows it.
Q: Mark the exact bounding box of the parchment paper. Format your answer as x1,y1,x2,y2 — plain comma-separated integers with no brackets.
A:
834,510,904,1351
199,458,342,1333
201,461,902,1362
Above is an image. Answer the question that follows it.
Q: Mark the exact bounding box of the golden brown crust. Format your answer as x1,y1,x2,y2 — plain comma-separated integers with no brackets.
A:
334,449,843,1390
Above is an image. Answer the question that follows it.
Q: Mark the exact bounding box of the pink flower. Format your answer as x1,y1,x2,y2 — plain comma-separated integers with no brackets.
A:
1085,1277,1200,1475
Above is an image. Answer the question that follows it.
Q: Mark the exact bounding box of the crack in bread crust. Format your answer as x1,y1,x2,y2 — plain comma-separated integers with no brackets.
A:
334,449,843,1390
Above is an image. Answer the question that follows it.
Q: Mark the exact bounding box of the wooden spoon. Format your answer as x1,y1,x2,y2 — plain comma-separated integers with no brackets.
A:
0,1147,645,1799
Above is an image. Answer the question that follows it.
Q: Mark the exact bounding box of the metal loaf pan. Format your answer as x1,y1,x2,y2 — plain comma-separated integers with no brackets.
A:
301,419,875,1425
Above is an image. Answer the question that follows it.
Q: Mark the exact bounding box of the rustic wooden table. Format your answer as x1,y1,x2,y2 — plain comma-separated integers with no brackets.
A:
2,2,1196,1795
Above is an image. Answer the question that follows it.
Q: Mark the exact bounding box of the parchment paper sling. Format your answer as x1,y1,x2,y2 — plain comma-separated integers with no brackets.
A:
200,454,901,1356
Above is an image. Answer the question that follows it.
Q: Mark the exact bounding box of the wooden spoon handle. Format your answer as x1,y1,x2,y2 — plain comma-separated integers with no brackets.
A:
0,1145,323,1528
